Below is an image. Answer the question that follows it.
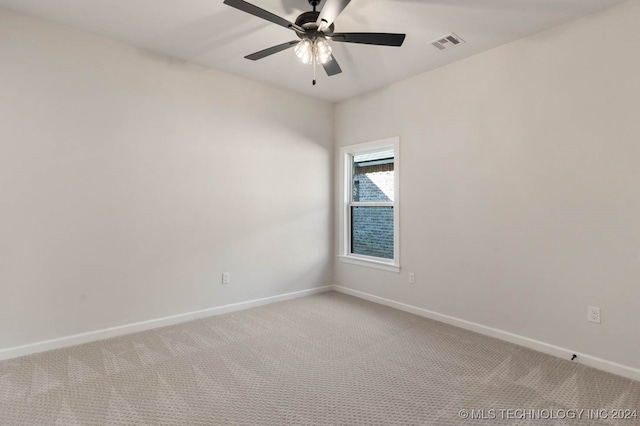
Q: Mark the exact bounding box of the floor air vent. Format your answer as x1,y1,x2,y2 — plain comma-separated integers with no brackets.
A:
432,33,465,51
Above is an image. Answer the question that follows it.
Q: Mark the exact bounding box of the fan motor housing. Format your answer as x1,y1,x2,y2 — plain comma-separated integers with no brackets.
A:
295,11,334,37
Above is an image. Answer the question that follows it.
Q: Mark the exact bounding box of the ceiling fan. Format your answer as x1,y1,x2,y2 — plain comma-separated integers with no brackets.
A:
223,0,406,85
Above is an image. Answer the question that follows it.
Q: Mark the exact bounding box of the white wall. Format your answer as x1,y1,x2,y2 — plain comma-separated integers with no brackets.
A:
335,0,640,371
0,8,333,351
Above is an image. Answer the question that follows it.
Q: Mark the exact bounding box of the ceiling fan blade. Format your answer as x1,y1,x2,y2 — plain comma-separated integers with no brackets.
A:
316,0,352,29
245,40,299,60
330,32,406,46
223,0,299,31
322,55,342,76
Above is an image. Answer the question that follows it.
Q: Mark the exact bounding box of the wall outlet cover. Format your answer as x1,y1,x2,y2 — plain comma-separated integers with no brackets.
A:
588,306,601,324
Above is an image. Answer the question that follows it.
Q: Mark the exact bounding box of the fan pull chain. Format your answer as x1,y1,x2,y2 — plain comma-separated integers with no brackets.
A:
312,53,317,86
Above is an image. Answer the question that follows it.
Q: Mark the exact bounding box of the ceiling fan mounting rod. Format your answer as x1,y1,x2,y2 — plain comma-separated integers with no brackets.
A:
307,0,321,12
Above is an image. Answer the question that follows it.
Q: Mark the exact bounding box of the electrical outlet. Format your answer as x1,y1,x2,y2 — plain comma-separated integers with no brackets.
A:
587,306,601,324
222,272,230,285
408,272,415,284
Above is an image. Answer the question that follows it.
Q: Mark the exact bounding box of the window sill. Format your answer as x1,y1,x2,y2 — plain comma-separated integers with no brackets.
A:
337,255,400,273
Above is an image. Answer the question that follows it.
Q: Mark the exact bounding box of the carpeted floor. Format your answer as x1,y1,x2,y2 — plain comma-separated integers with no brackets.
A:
0,291,638,425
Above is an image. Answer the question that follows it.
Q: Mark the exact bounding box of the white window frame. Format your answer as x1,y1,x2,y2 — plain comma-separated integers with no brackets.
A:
338,137,400,273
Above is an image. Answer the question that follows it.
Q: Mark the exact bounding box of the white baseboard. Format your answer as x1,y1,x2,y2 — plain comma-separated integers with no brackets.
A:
0,286,332,361
333,285,640,382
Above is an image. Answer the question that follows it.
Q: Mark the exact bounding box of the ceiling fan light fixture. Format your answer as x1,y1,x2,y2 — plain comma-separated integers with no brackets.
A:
295,38,313,64
295,37,332,65
315,38,332,64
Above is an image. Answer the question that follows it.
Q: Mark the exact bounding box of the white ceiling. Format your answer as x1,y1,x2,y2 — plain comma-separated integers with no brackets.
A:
0,0,628,102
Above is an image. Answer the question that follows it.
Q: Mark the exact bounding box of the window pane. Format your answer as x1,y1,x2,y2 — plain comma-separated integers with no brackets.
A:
351,206,394,259
352,154,394,202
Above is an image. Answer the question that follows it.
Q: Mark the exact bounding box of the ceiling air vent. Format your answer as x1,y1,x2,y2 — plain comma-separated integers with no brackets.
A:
431,33,465,51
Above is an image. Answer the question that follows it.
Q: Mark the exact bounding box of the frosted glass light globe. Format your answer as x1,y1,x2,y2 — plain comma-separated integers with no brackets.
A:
295,37,332,65
294,39,313,65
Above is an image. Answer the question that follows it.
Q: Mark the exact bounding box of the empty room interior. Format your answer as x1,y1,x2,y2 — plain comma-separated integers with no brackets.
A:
1,0,639,424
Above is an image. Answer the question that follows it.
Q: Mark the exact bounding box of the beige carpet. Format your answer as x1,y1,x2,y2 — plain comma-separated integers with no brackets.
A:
0,291,638,425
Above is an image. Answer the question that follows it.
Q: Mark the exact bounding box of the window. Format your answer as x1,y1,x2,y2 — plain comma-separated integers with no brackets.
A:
339,137,399,272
